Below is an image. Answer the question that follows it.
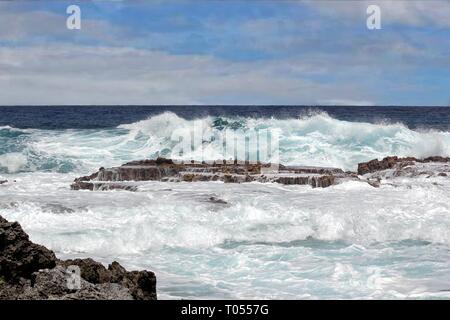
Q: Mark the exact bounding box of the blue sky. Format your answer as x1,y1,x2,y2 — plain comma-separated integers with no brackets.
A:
0,0,449,105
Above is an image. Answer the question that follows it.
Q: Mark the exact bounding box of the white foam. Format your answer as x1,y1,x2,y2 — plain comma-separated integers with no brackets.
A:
0,152,27,173
1,172,450,299
2,112,450,173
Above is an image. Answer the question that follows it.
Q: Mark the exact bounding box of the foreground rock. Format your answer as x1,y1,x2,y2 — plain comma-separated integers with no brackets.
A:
71,158,353,190
0,216,157,300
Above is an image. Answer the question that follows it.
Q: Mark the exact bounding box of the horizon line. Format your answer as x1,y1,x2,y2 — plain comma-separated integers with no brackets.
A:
0,105,449,108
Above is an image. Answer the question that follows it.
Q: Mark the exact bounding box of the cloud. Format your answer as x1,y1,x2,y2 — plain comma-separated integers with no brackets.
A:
305,0,450,28
0,1,448,106
0,6,130,46
0,44,379,105
318,99,375,107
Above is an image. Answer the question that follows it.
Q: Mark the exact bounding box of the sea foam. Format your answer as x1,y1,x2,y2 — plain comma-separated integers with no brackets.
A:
1,112,449,173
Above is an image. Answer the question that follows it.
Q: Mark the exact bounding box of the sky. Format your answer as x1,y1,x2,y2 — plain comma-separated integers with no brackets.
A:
0,0,449,106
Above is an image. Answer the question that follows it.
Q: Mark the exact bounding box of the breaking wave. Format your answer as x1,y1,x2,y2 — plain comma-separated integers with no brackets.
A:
1,112,449,173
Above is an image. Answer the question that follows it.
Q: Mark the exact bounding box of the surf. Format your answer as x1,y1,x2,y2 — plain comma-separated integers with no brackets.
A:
1,111,450,174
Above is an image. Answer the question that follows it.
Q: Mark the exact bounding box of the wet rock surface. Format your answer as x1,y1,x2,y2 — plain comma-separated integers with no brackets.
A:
0,216,57,282
358,156,450,175
71,156,450,191
0,216,157,300
71,158,351,190
358,156,450,180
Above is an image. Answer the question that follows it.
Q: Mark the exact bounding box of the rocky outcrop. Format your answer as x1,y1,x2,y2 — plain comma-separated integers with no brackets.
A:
358,156,450,175
71,158,351,190
0,216,57,282
71,156,450,191
59,259,156,300
0,216,157,300
17,266,134,300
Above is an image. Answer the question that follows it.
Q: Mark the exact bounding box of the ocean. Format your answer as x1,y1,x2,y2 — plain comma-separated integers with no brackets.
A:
1,105,449,299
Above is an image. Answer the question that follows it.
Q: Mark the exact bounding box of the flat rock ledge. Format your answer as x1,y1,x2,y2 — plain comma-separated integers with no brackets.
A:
71,156,450,191
0,216,157,300
71,158,353,190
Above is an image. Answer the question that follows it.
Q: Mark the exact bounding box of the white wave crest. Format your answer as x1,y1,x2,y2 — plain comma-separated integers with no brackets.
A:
2,112,450,173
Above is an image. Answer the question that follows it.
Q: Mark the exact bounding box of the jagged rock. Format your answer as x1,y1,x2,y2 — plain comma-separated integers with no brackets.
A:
22,266,133,300
358,156,402,175
0,216,157,300
357,156,450,184
61,258,112,284
60,259,157,300
72,170,100,187
0,216,57,281
358,156,450,175
117,270,157,300
71,157,349,190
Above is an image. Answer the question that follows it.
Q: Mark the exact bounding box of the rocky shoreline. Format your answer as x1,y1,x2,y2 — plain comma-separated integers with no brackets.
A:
0,216,157,300
2,155,448,300
70,156,450,191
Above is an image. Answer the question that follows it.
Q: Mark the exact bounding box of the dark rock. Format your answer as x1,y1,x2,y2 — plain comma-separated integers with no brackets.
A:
208,196,228,204
71,181,95,191
357,156,400,175
24,266,133,300
423,156,450,163
366,178,381,188
72,171,99,185
108,261,127,282
155,157,174,165
71,157,350,190
0,216,57,281
120,270,157,300
356,155,450,183
96,183,138,192
357,156,450,175
59,259,157,300
61,258,111,284
0,216,157,300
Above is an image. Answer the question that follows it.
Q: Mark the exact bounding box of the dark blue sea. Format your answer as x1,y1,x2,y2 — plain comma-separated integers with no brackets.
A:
1,105,449,130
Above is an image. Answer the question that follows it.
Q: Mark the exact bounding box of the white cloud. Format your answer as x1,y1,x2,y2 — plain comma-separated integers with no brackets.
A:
0,1,447,105
0,7,126,44
305,0,450,28
0,45,377,105
319,99,375,106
